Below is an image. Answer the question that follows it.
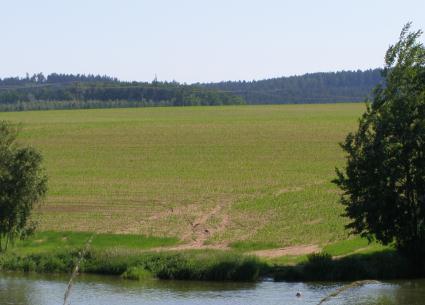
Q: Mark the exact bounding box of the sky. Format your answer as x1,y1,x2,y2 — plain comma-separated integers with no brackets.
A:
1,0,424,83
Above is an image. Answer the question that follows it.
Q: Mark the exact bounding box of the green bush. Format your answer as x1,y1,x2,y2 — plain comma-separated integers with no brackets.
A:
303,252,334,281
122,266,153,280
273,250,416,282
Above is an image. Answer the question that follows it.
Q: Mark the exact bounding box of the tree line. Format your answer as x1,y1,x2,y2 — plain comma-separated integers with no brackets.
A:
0,73,245,111
0,70,384,111
200,69,383,104
0,73,118,86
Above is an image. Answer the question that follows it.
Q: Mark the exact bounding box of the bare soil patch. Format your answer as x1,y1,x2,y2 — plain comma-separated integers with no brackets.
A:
251,244,321,258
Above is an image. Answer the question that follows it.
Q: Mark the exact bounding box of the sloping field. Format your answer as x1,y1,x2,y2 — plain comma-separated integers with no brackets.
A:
0,104,365,251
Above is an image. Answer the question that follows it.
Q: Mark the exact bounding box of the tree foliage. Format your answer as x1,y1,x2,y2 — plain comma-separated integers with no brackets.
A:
333,23,425,258
0,74,245,111
0,69,384,110
201,69,383,104
0,121,47,251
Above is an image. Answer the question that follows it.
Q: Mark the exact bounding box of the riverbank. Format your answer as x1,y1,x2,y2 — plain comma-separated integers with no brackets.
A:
273,251,422,282
0,248,264,281
0,232,263,281
1,246,422,283
0,231,265,281
1,231,422,282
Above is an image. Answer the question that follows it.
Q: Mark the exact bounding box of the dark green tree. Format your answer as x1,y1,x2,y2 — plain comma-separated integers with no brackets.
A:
0,121,47,251
334,23,425,259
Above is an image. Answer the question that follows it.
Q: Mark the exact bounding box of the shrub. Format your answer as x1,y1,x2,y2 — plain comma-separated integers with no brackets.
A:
122,266,153,280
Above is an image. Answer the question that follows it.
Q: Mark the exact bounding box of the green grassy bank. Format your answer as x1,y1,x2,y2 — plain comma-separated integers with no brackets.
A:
10,231,179,255
0,250,263,282
0,231,262,281
1,241,415,282
1,231,411,282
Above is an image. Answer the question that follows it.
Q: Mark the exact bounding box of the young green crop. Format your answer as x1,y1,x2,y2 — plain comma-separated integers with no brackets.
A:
0,104,365,250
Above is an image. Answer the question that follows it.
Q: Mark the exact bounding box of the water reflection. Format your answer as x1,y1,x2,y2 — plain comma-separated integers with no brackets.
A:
0,273,425,305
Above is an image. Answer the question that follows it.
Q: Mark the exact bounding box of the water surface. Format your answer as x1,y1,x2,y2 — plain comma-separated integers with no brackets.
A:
1,273,424,305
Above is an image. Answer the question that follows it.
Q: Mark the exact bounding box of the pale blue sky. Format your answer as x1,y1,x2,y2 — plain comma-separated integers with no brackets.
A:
1,0,424,83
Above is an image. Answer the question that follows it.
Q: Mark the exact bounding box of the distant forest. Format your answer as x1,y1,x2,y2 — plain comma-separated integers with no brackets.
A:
0,73,245,111
0,69,383,111
200,69,383,104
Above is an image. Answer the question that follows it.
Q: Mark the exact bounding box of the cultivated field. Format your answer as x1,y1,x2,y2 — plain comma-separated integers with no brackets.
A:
0,104,369,253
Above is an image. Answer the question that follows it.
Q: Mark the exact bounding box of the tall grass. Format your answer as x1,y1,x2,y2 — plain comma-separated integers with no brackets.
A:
0,249,264,282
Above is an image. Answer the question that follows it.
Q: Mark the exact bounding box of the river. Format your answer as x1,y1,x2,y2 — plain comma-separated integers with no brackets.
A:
1,273,424,305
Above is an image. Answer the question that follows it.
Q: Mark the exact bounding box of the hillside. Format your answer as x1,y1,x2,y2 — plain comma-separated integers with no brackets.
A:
0,104,377,254
200,69,383,104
